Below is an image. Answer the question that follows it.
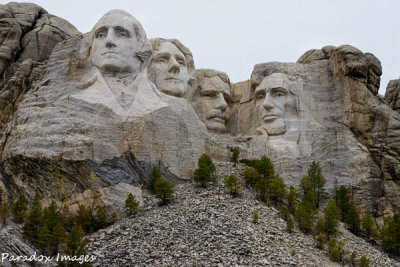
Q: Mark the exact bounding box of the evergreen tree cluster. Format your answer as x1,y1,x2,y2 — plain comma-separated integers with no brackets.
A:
19,192,115,258
148,166,175,205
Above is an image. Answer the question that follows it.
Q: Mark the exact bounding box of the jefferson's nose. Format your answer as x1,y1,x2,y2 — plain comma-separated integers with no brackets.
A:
168,57,180,73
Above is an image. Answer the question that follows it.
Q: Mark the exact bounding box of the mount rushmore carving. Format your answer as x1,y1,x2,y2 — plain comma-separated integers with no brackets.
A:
0,4,399,223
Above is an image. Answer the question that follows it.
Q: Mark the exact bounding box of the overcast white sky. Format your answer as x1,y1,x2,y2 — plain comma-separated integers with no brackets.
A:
24,0,400,95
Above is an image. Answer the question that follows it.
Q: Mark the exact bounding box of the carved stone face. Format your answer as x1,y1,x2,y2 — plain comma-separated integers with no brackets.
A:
149,41,189,97
254,73,297,136
91,13,141,76
193,76,231,133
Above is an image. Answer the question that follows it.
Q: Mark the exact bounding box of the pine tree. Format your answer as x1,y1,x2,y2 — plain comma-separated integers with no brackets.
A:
224,175,241,196
75,205,93,234
43,200,60,232
307,161,326,208
193,154,216,187
380,214,400,255
254,178,268,202
286,217,294,233
287,186,298,215
51,221,65,254
148,166,161,193
269,175,286,204
13,193,28,223
228,147,240,163
243,167,260,188
154,177,175,205
315,232,325,249
300,176,316,210
94,206,108,230
345,204,361,234
323,200,339,237
61,225,90,267
295,202,313,233
24,193,43,242
361,212,376,240
124,193,140,216
336,185,351,221
254,156,275,186
36,224,51,252
0,201,10,228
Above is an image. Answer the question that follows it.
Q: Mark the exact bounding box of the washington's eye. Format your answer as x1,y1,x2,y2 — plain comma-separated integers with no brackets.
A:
96,32,106,38
119,31,128,37
257,94,265,100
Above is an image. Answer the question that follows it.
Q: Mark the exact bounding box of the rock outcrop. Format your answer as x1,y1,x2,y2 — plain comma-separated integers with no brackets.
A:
0,4,399,228
385,79,400,113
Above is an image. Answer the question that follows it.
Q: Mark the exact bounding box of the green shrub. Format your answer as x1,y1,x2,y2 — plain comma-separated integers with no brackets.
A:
148,166,162,193
324,200,339,237
286,217,294,233
224,175,241,196
269,175,286,204
252,211,259,224
125,193,140,216
361,212,376,240
154,177,175,205
193,154,216,187
13,193,28,223
359,255,370,267
243,167,260,188
228,146,240,163
345,204,360,234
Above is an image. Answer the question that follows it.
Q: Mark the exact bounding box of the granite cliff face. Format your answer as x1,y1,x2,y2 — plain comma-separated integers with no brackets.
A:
0,3,399,227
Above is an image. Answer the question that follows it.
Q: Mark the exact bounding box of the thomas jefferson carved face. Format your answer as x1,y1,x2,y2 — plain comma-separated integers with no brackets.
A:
192,71,231,133
91,12,141,77
149,41,189,97
254,73,297,136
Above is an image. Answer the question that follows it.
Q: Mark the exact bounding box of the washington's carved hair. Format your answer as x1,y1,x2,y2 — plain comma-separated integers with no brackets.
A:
86,10,152,65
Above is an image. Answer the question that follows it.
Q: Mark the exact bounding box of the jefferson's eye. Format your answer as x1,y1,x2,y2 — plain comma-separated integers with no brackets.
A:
156,57,168,63
119,32,128,37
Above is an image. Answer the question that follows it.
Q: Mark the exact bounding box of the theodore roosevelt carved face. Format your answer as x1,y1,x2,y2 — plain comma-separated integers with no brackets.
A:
148,38,195,97
254,73,297,136
191,69,231,133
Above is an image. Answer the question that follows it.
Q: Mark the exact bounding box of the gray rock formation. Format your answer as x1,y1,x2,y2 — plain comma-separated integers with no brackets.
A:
0,3,399,230
385,79,400,113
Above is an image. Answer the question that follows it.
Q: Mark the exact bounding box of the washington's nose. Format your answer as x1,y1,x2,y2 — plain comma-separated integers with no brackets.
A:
105,29,116,48
216,93,228,111
263,94,274,110
168,57,180,73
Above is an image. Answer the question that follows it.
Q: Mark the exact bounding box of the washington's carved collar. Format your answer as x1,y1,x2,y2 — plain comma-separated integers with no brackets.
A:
71,68,168,117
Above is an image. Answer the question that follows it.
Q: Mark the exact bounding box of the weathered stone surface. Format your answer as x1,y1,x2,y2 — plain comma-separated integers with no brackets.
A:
0,3,399,234
385,79,400,113
84,162,399,266
236,59,379,215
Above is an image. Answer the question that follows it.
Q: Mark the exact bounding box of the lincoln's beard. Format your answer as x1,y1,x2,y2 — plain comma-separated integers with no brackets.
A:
257,118,287,136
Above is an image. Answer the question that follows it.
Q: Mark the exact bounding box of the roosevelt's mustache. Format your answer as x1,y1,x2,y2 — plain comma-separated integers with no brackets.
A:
206,110,230,121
